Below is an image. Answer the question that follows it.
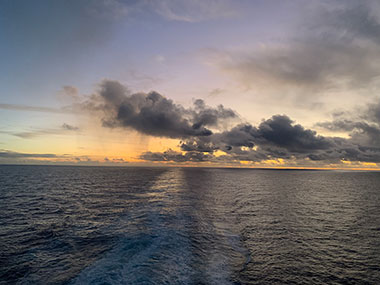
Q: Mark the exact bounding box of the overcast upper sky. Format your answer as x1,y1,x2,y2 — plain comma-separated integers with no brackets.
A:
1,0,380,168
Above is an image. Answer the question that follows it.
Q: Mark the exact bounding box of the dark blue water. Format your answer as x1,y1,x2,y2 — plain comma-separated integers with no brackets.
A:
1,166,380,284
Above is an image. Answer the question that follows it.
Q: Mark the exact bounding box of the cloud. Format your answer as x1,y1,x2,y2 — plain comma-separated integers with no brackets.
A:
181,115,332,152
317,98,380,148
0,150,58,158
175,115,340,163
126,70,163,87
61,86,80,102
103,157,126,163
1,124,80,139
154,55,166,63
82,80,237,139
85,0,132,20
151,0,238,22
309,1,380,45
140,109,380,165
204,1,380,107
254,115,333,152
62,123,79,131
82,0,239,23
215,42,380,90
207,88,225,98
0,103,72,114
12,129,65,139
140,149,212,162
0,149,131,166
70,80,380,166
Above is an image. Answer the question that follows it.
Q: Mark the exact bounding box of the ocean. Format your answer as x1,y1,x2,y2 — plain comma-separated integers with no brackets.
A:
1,165,380,284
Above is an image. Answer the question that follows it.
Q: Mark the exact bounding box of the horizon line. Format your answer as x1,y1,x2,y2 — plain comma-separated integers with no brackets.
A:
1,163,380,172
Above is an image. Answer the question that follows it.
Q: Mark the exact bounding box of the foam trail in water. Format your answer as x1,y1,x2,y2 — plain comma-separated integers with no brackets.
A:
70,169,247,284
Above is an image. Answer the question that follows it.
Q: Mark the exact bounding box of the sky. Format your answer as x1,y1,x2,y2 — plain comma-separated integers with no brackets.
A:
1,0,380,169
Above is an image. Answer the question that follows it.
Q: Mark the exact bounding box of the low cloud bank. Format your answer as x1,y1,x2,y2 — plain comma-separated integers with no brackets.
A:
77,80,380,165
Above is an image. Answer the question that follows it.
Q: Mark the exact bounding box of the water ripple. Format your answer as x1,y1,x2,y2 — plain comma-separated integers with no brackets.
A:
1,166,380,284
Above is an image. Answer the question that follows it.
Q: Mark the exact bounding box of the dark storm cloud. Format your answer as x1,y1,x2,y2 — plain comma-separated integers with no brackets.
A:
191,99,236,130
76,80,380,165
254,115,333,152
84,80,237,139
183,115,333,155
307,145,380,163
141,112,380,164
141,115,339,163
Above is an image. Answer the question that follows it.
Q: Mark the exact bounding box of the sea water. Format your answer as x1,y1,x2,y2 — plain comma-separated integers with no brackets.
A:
1,165,380,284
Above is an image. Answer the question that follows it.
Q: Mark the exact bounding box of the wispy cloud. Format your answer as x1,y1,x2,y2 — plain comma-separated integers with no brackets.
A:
1,123,80,139
0,150,129,166
84,0,240,22
0,104,72,114
0,150,58,158
151,0,239,22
